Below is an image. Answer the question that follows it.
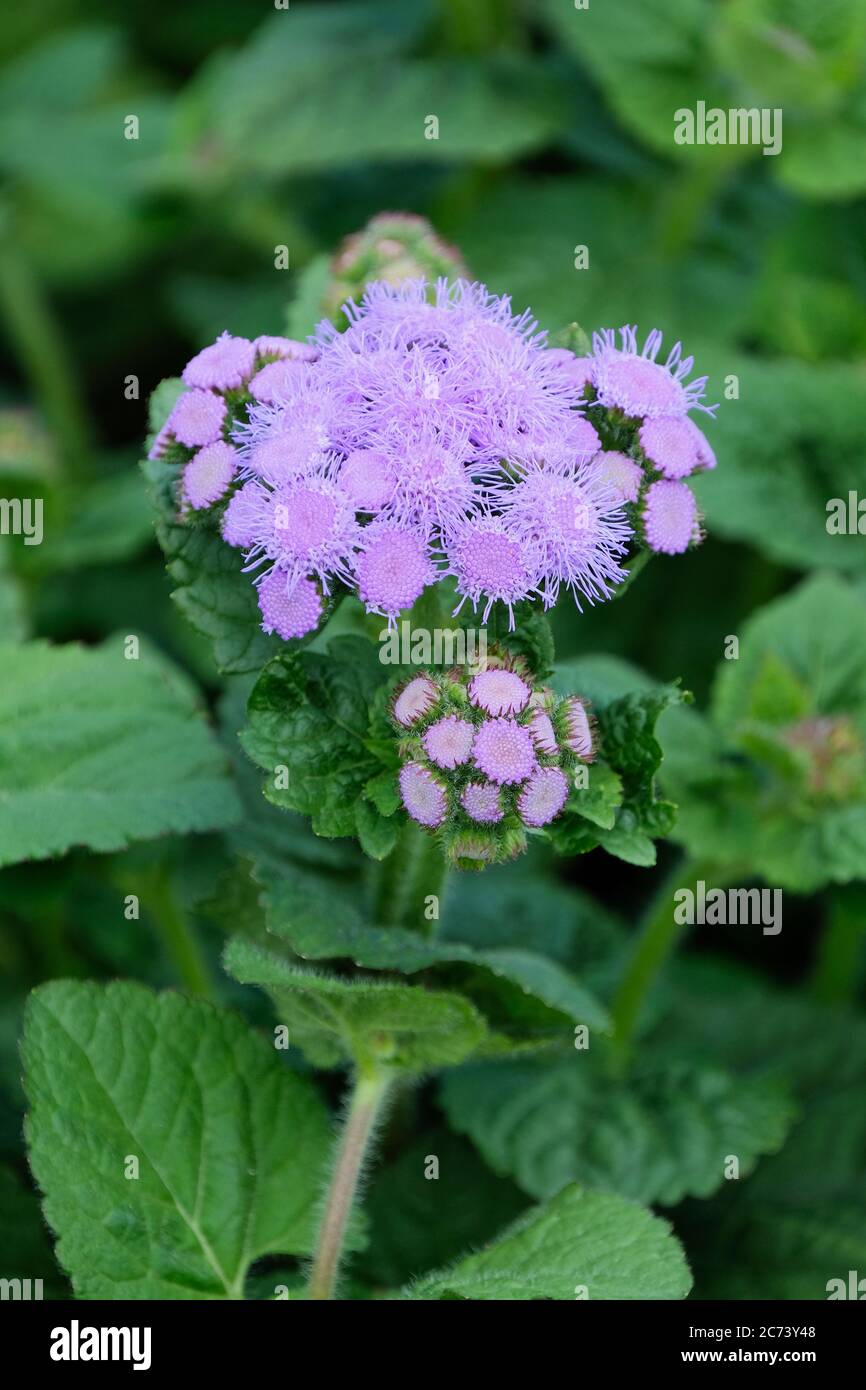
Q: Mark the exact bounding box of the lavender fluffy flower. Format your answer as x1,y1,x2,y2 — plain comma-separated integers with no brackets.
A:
257,572,323,640
242,473,359,593
590,327,717,420
157,278,722,646
182,441,235,510
168,390,226,449
499,458,630,609
183,332,256,391
388,652,596,867
442,514,541,628
641,479,700,554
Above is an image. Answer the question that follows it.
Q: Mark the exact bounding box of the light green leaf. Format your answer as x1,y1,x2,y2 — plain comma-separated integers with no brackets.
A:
22,981,333,1299
713,573,866,730
225,937,489,1071
0,637,241,868
440,1054,794,1206
405,1184,692,1300
692,356,866,574
254,862,611,1033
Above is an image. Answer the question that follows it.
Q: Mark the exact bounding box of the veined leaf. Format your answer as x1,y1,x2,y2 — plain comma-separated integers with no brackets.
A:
0,637,240,868
22,981,334,1299
405,1184,692,1300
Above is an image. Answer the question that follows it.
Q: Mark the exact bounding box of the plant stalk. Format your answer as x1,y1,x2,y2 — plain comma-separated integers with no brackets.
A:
0,242,92,477
307,1067,392,1300
610,857,735,1066
145,871,215,1000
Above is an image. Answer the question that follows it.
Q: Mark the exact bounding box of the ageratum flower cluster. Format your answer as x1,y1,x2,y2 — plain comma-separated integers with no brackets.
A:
390,651,594,868
150,282,718,641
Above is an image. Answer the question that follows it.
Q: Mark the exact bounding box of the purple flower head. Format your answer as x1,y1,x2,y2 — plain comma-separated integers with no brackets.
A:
501,459,630,609
385,652,593,862
168,390,226,449
249,359,309,406
562,697,594,760
545,348,594,394
257,572,323,640
591,450,643,504
443,514,540,628
528,707,558,756
461,781,503,824
339,448,396,511
393,674,439,728
243,475,358,591
183,332,256,391
182,441,235,510
591,327,717,420
387,431,474,530
639,415,700,480
354,520,436,623
423,715,475,769
468,667,530,716
685,416,717,471
399,761,447,828
222,481,265,549
472,717,537,785
316,278,590,474
253,335,319,364
236,380,333,483
641,479,699,555
518,767,569,827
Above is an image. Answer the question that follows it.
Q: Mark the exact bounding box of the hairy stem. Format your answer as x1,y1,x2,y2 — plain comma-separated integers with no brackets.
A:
610,858,735,1066
307,1067,393,1301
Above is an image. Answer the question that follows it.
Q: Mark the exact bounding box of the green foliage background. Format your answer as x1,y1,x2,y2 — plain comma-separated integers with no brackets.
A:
1,0,866,1300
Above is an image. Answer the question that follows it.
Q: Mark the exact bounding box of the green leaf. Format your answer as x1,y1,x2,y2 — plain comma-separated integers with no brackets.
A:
208,54,568,176
661,576,866,891
666,963,866,1298
692,356,866,574
142,455,283,676
354,798,399,861
252,860,611,1034
0,637,240,869
440,1053,793,1207
405,1184,692,1300
19,471,154,577
549,660,682,865
224,937,489,1071
713,573,866,730
22,981,333,1299
240,636,391,838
